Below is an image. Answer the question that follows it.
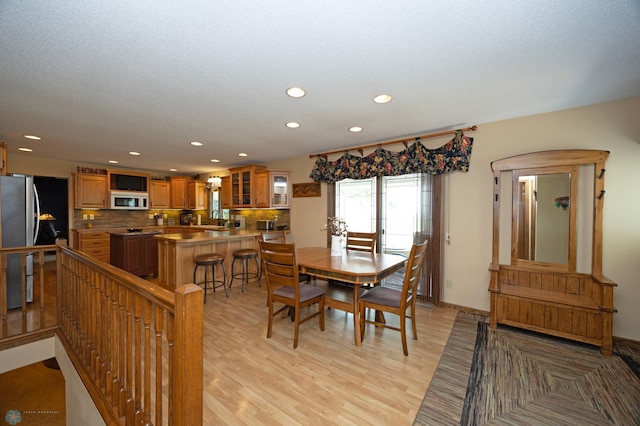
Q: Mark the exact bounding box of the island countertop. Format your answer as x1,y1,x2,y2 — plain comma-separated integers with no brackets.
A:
155,229,260,289
154,229,260,243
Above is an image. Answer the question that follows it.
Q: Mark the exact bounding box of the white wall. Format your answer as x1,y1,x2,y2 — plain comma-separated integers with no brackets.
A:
267,96,640,341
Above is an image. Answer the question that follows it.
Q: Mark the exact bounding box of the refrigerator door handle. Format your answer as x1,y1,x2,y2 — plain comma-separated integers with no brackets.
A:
33,183,41,245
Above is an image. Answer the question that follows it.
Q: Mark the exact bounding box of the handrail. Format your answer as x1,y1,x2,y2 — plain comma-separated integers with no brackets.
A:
1,243,204,425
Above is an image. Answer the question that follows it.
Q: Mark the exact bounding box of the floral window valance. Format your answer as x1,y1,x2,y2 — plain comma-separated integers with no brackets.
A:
309,130,474,183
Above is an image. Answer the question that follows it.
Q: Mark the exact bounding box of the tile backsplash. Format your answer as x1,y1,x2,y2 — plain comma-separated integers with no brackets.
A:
73,209,290,230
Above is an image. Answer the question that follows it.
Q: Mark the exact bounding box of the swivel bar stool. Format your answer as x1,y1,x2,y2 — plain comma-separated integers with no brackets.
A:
229,248,261,292
193,253,228,302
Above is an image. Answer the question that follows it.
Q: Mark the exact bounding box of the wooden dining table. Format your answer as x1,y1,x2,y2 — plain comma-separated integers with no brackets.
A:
296,247,407,346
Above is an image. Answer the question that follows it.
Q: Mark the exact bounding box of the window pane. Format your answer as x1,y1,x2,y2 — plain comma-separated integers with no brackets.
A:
336,178,376,233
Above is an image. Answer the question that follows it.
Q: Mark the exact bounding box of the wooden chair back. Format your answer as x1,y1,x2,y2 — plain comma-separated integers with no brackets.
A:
259,241,299,291
258,240,325,348
359,240,428,355
346,232,376,252
401,241,429,304
259,231,287,243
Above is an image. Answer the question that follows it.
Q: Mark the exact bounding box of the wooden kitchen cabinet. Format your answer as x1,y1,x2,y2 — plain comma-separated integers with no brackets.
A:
110,232,160,277
170,176,189,209
74,230,111,262
73,173,109,209
150,180,171,208
229,165,266,208
170,177,207,210
188,180,207,210
255,170,291,208
220,176,231,208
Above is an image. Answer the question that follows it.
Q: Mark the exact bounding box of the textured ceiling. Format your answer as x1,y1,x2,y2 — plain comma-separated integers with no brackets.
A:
1,1,639,175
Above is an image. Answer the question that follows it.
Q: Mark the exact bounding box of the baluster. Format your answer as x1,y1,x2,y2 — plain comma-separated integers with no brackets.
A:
143,299,152,426
154,306,165,426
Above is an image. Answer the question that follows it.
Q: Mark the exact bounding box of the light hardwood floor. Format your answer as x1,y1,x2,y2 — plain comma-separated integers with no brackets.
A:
3,266,458,425
199,280,458,425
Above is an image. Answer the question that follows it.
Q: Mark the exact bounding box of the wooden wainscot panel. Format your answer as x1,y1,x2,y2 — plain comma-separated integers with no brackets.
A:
553,275,567,293
530,302,545,328
507,297,520,322
566,276,580,294
544,305,558,330
587,312,603,340
519,300,532,324
557,307,573,334
572,310,588,337
529,272,542,289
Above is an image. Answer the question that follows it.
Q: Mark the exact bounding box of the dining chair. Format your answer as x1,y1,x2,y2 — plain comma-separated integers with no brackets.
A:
259,240,326,348
332,231,378,289
358,240,428,356
345,231,376,252
259,231,286,243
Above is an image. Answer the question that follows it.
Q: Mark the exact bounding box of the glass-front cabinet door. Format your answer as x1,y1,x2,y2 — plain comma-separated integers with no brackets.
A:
271,172,290,208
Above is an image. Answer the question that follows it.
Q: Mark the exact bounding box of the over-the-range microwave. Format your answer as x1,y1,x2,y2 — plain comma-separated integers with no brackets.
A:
110,191,149,210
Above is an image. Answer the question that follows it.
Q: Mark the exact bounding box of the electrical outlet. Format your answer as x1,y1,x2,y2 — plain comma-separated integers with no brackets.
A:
149,214,154,219
273,215,278,222
82,214,87,220
89,214,94,220
446,279,453,289
163,214,167,218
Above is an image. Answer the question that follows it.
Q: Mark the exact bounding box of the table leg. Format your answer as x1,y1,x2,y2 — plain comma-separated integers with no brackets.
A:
353,284,362,346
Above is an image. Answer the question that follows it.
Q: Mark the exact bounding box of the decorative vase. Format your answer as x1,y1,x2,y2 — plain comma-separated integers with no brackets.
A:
331,235,343,256
156,218,163,226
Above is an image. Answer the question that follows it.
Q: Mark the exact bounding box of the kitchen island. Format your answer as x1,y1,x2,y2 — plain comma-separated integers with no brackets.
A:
155,229,261,289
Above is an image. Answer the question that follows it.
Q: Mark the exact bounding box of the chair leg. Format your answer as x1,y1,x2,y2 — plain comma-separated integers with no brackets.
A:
411,301,417,339
319,298,325,331
267,298,274,338
400,313,408,356
293,304,300,349
220,263,229,297
359,304,366,342
254,256,261,286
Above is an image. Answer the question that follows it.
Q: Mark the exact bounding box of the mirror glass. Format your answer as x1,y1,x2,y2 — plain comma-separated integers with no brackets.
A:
515,172,571,264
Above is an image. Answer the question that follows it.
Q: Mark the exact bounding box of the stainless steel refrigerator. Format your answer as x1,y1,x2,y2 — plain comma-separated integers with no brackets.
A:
1,174,40,309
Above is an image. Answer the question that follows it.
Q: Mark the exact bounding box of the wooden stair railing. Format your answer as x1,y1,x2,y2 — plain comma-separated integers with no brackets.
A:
0,244,59,349
56,245,203,425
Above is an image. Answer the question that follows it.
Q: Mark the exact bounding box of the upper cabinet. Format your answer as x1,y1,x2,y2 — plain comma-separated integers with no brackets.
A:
170,176,189,209
170,176,207,210
220,176,231,209
188,180,207,210
229,165,266,208
255,170,291,209
149,180,171,209
73,173,109,209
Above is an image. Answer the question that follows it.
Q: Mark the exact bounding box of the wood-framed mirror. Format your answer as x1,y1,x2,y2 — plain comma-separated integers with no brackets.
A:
512,165,577,272
488,149,615,355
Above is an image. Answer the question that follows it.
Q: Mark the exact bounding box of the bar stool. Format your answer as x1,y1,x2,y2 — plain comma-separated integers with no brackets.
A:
229,248,261,292
193,253,228,302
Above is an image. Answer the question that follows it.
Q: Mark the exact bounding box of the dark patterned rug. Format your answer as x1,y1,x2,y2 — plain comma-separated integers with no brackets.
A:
414,312,640,425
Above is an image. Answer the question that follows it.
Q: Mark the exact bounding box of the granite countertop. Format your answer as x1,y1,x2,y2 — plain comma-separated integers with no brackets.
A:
108,230,162,236
154,229,260,243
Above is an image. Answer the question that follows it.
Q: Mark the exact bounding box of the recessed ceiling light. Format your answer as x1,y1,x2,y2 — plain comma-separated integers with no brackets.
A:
238,153,248,157
169,168,177,172
210,159,220,163
349,126,363,132
108,160,119,164
129,151,141,156
23,135,41,140
190,141,203,146
286,87,306,98
373,94,393,104
286,122,300,128
18,147,33,152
